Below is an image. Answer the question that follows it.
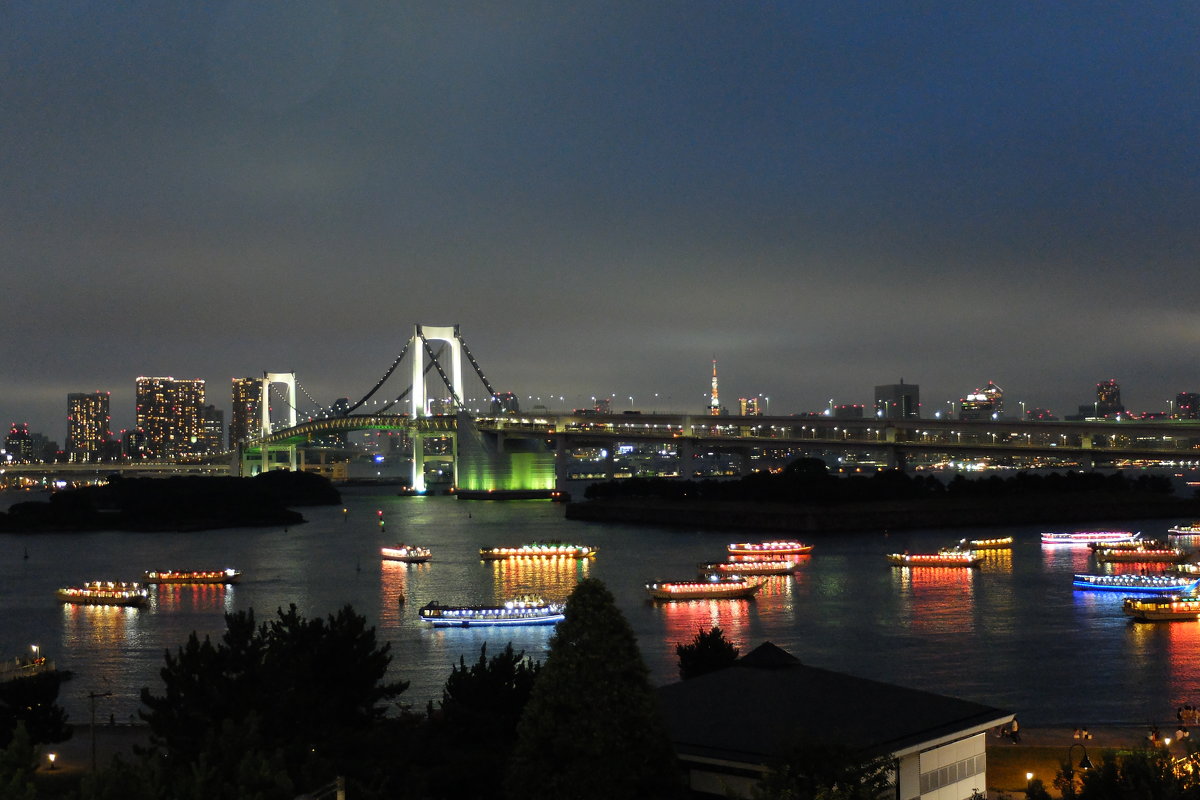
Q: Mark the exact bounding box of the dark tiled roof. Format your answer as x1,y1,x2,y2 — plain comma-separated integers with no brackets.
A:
657,642,1010,764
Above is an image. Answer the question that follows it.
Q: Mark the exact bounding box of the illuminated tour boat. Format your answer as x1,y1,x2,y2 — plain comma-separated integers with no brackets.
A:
697,560,799,577
479,542,597,560
417,597,564,627
645,576,763,601
887,551,983,568
142,568,241,585
1093,546,1188,564
1168,524,1200,536
726,540,813,557
1072,573,1200,593
56,581,150,608
380,544,432,563
1122,596,1200,622
960,536,1013,550
1040,531,1137,546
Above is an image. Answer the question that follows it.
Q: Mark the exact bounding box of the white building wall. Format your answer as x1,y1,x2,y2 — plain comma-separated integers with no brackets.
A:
915,733,987,800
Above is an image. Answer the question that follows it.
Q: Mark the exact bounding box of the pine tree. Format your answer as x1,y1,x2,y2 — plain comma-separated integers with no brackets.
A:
506,578,680,799
676,626,739,680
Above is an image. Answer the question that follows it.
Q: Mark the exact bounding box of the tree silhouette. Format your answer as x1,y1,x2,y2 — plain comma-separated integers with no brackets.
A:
506,578,681,799
676,626,739,680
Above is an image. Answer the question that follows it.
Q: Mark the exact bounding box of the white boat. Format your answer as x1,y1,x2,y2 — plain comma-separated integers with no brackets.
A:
380,544,432,563
417,597,564,627
1073,573,1200,593
1041,531,1138,546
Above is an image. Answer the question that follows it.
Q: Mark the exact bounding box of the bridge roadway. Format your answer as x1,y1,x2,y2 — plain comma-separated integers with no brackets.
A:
247,411,1200,467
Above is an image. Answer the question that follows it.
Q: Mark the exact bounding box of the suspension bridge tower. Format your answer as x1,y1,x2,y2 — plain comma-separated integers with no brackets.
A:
258,372,298,473
409,324,466,492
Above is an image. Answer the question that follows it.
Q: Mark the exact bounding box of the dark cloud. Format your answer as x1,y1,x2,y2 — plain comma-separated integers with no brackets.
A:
2,2,1199,439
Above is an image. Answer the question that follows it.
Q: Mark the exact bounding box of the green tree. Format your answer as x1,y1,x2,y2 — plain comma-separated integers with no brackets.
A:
136,604,407,798
0,723,38,800
506,578,681,799
0,669,71,748
422,643,541,799
752,738,894,800
676,626,739,680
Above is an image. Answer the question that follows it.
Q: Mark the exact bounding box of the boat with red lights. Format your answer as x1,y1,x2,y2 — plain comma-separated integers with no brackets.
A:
726,540,813,557
1093,546,1188,564
417,597,564,627
697,560,798,576
646,576,763,601
56,581,150,607
1041,531,1137,546
479,542,597,560
380,544,432,563
887,551,983,568
1073,573,1200,593
1123,596,1200,622
142,568,241,585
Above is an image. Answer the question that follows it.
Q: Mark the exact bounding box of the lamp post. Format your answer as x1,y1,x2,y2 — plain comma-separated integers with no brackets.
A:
1063,742,1093,793
87,690,112,772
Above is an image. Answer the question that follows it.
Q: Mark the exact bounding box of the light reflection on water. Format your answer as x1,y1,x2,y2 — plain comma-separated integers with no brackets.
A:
2,489,1199,726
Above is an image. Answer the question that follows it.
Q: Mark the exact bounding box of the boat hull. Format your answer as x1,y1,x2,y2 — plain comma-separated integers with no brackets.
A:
698,561,797,576
966,537,1014,550
380,546,431,563
143,569,241,585
887,554,983,568
57,584,149,607
417,600,564,627
727,541,813,556
479,544,597,560
1041,532,1137,546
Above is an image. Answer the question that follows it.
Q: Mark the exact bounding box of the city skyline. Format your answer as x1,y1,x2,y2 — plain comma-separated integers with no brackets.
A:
4,4,1199,440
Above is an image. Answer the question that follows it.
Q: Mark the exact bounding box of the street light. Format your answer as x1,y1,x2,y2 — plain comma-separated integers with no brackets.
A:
1068,742,1094,770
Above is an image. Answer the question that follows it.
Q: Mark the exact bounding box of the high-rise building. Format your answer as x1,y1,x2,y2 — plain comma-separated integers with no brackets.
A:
874,381,920,420
738,397,762,416
490,392,520,414
4,423,33,462
1175,392,1200,419
1096,379,1124,416
135,377,206,459
200,405,224,454
66,391,112,462
230,377,261,448
959,382,1004,421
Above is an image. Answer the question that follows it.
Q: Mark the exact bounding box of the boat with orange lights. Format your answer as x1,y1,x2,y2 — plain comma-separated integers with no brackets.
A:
1093,546,1188,564
961,536,1013,550
479,542,597,560
726,540,813,557
697,560,798,576
380,544,432,563
1041,531,1137,546
142,568,241,585
417,597,564,627
645,576,763,601
56,581,150,607
1169,524,1200,536
887,551,983,568
1123,595,1200,622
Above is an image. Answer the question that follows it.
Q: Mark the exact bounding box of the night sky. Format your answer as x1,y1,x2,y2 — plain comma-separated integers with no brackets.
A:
4,3,1199,441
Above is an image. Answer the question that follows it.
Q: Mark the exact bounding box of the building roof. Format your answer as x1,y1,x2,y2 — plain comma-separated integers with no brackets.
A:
657,642,1011,765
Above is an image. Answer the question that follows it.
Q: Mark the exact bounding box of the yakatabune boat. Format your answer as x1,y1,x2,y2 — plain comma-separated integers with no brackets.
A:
961,536,1014,550
1073,573,1200,593
1041,531,1137,546
1123,596,1200,622
479,542,597,560
417,597,564,627
887,551,983,568
726,541,813,556
142,568,241,585
697,560,798,576
56,581,150,607
1169,524,1200,536
646,576,763,601
1093,546,1188,564
380,544,432,563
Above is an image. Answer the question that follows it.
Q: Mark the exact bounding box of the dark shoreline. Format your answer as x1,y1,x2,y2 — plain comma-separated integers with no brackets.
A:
564,495,1200,533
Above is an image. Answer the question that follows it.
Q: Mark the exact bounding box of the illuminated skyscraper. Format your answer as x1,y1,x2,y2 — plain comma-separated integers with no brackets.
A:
135,377,206,459
66,391,111,462
1175,392,1200,420
959,382,1004,421
1096,379,1123,416
5,423,33,462
739,397,762,416
230,377,261,448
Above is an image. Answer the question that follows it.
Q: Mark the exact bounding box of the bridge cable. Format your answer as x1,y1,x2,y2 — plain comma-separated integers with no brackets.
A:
420,335,465,410
377,345,442,413
456,333,500,403
345,340,411,415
